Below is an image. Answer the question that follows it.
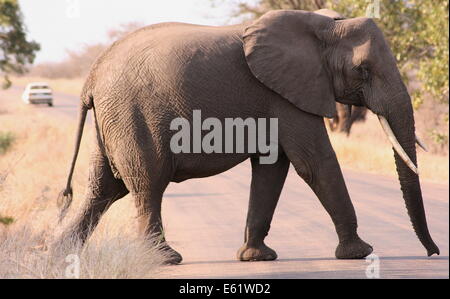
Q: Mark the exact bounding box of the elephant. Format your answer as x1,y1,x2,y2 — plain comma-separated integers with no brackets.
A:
57,9,440,264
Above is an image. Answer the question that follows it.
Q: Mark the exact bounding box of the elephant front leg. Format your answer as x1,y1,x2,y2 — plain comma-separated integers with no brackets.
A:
237,154,290,261
295,153,373,259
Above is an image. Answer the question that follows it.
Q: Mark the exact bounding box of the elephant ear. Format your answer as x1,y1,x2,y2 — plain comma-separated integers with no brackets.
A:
243,10,336,118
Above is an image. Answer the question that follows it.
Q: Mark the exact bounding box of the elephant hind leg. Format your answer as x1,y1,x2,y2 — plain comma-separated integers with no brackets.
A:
114,145,182,264
132,187,183,265
56,138,129,248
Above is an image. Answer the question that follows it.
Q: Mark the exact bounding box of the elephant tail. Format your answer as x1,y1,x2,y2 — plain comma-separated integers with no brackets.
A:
57,95,91,223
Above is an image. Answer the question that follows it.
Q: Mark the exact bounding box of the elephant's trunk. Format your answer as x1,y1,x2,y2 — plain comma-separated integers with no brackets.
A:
380,93,439,256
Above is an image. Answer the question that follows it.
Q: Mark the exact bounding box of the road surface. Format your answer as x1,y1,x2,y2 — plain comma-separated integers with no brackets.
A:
1,85,448,279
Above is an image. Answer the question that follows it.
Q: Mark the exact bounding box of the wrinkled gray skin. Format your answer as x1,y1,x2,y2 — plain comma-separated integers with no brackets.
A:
57,10,440,264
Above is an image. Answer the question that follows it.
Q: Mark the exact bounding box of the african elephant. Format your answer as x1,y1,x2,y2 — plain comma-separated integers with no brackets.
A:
57,10,439,264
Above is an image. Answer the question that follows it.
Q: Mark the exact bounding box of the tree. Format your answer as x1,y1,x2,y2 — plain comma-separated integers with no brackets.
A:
0,0,40,89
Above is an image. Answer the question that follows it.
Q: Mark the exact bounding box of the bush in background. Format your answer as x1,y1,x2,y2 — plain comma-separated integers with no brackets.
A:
0,131,14,154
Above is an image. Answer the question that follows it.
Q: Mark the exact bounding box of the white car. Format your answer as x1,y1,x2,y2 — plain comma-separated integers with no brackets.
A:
22,82,53,106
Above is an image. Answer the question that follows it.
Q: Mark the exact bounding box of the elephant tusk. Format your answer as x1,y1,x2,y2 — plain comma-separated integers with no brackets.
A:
415,134,428,152
378,116,418,175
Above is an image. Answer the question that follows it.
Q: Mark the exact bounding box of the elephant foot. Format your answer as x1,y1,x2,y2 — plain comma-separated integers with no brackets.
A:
160,243,183,265
335,238,373,259
237,242,278,261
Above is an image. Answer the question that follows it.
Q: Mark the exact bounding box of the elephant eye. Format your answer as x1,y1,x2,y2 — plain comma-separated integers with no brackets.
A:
358,65,370,81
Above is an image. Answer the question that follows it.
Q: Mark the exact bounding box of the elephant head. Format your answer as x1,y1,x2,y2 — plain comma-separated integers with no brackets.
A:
315,9,369,136
243,10,439,256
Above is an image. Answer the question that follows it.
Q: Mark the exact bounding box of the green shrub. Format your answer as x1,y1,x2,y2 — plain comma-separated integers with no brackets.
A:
0,215,14,226
0,132,14,154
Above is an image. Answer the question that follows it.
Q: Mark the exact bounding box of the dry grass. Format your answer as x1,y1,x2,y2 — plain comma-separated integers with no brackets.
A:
0,225,165,279
0,104,166,278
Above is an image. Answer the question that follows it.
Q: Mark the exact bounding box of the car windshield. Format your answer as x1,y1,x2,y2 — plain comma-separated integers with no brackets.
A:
30,85,49,89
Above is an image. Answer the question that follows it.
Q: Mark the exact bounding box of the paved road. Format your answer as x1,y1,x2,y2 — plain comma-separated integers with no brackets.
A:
1,85,448,279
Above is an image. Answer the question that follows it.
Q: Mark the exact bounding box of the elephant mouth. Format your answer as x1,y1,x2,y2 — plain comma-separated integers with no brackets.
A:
336,88,364,106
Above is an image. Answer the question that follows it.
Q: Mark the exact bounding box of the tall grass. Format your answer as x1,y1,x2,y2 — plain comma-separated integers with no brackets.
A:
0,225,166,279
